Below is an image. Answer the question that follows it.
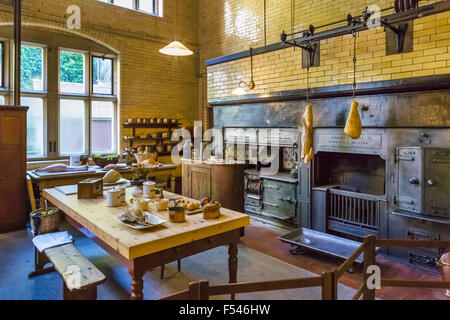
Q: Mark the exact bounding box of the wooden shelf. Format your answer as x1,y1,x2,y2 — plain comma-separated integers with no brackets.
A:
123,120,181,149
123,123,179,129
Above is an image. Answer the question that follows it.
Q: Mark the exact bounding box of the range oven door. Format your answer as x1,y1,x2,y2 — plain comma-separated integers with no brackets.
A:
424,148,450,218
396,147,423,214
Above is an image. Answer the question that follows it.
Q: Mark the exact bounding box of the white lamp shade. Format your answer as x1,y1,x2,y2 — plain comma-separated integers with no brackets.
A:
232,87,247,96
159,41,194,56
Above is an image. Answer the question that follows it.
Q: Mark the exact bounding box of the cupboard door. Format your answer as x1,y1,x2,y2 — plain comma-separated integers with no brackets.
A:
189,166,211,201
0,182,26,233
182,163,191,198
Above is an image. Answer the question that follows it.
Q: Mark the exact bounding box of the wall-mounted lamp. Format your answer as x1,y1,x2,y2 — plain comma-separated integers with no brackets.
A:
232,80,255,96
232,48,255,96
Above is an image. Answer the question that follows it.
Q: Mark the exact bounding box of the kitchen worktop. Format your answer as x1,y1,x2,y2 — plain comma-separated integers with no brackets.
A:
181,159,246,166
28,164,178,180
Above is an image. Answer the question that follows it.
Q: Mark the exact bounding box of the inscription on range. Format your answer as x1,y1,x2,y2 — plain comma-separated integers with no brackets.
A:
318,134,382,149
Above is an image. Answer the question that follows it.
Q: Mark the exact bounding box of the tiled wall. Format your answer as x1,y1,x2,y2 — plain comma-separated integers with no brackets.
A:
201,0,449,100
0,0,200,153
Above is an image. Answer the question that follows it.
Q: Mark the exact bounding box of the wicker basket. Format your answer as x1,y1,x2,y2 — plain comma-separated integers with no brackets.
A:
30,208,61,236
92,156,120,168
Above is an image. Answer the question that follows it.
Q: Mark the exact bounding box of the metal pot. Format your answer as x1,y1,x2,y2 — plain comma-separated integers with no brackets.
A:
437,252,450,298
169,206,186,223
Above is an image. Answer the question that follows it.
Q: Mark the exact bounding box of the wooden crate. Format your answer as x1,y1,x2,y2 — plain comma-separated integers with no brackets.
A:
78,178,103,199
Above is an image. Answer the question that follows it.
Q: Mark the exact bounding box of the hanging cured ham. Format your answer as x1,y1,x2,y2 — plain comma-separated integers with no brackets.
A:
344,101,362,139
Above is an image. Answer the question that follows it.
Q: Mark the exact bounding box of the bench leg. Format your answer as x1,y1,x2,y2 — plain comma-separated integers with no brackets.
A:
63,283,97,300
28,248,55,278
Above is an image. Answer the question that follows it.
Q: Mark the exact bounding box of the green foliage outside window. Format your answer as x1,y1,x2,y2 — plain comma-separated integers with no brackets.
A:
21,46,43,90
60,51,84,84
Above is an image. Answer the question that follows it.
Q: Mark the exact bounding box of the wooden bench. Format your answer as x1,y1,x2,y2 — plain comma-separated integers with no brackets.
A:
30,243,106,300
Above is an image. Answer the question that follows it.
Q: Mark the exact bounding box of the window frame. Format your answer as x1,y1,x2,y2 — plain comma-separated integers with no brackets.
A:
0,37,119,160
0,38,9,103
20,41,47,94
91,54,115,96
21,93,49,159
0,40,5,89
99,0,163,17
58,48,89,96
90,98,118,155
58,97,89,157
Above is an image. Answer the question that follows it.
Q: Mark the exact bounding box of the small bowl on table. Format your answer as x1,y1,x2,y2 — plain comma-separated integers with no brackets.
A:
155,199,169,211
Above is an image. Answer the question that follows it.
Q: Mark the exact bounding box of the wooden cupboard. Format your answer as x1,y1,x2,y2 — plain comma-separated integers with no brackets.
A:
182,161,245,212
0,106,28,233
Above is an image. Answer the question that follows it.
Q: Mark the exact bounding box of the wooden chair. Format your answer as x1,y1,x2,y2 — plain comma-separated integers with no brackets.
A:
26,175,37,211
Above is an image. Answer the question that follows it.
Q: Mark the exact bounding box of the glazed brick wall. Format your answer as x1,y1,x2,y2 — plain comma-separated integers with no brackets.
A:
201,0,449,100
0,0,199,153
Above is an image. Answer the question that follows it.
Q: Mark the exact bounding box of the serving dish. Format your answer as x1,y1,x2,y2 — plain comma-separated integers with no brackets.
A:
117,212,166,230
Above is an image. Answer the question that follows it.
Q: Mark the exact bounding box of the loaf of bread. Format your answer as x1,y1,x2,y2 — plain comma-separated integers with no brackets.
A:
203,200,221,219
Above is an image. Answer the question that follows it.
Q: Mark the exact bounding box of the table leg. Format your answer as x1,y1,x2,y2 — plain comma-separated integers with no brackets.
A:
129,265,145,300
228,241,238,300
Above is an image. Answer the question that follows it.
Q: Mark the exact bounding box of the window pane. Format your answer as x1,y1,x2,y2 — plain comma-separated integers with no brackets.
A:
21,45,44,91
92,101,115,154
138,0,154,13
59,99,86,155
0,96,5,105
93,57,113,94
60,51,85,94
114,0,134,9
22,97,45,158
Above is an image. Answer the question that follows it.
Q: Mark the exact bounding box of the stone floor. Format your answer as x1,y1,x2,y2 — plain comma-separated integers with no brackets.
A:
0,224,356,300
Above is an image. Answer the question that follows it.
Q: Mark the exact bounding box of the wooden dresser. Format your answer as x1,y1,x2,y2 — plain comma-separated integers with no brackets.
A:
182,161,245,212
0,106,28,233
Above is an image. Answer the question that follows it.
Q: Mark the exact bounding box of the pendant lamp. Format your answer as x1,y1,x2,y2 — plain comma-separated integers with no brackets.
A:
159,0,193,56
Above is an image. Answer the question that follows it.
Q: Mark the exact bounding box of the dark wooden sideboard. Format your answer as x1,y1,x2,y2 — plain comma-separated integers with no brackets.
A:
182,161,245,212
0,106,28,233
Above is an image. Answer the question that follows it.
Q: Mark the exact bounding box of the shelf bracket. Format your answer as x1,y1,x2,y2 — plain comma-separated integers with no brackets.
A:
382,19,410,53
281,26,320,68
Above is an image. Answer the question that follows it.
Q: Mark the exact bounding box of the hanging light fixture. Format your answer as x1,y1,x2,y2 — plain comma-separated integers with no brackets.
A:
232,48,255,95
159,0,193,56
159,41,193,56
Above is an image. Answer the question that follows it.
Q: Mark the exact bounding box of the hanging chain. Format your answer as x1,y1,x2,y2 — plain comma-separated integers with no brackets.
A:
352,31,357,98
306,66,310,101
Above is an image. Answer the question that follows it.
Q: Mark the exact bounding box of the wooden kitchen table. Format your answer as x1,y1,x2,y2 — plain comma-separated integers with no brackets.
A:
29,164,178,208
42,187,250,300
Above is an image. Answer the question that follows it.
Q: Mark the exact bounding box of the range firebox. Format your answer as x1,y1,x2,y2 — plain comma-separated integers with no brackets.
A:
311,129,388,239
